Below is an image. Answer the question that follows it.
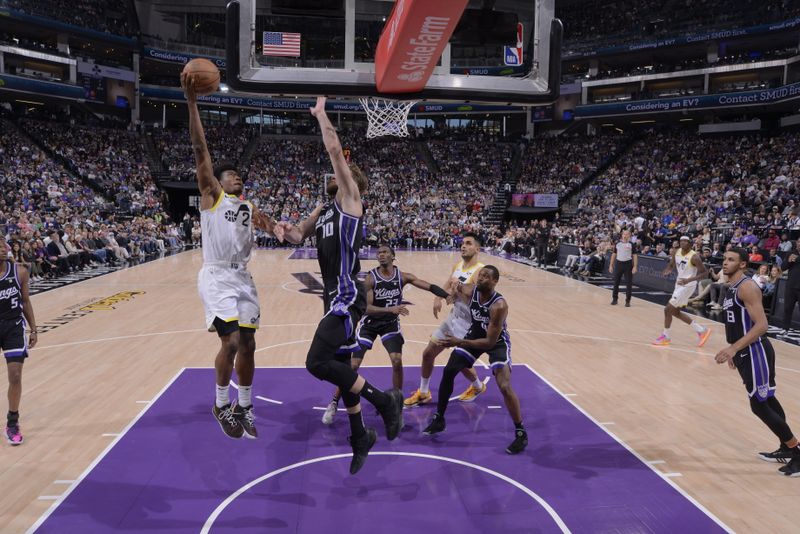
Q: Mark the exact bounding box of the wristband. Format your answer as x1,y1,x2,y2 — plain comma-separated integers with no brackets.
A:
429,284,449,299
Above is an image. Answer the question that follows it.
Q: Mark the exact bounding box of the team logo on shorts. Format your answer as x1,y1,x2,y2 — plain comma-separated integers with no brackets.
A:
757,384,769,399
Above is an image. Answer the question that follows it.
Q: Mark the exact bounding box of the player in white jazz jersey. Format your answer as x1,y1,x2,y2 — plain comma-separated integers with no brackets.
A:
652,236,712,347
183,73,276,440
404,232,486,407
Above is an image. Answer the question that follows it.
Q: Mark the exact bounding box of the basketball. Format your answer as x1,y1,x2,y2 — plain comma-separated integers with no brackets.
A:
181,58,220,95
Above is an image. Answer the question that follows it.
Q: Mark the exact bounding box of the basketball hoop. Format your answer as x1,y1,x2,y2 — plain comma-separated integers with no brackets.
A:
359,97,417,139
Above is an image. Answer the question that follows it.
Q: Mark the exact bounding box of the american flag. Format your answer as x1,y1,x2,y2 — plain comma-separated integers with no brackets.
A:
262,32,301,57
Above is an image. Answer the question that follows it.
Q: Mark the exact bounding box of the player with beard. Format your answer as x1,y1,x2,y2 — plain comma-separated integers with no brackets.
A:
321,244,450,425
404,233,486,407
275,97,403,474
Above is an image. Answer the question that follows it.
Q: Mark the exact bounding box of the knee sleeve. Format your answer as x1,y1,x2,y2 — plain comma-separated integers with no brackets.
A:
443,353,469,379
341,391,360,409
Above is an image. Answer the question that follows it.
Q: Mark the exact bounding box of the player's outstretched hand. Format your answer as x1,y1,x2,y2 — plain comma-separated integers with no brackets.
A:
309,96,326,118
392,305,409,316
252,211,275,234
181,74,197,102
433,297,443,319
273,221,293,243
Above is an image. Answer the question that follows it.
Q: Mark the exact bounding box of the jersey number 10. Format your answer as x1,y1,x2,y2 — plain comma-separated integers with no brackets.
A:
322,222,334,238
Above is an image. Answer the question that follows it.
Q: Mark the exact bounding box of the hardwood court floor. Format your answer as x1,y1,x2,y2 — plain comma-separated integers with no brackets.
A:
3,248,800,532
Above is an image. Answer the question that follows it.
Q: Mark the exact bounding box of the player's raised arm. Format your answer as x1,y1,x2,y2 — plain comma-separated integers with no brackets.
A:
401,272,450,299
182,74,221,209
310,97,362,217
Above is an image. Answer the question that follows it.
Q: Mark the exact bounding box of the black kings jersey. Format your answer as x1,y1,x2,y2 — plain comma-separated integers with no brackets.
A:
0,263,23,321
369,267,403,322
466,287,509,346
315,200,364,313
722,276,764,345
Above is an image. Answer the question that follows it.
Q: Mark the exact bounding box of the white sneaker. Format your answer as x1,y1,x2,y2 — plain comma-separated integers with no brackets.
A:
321,401,337,425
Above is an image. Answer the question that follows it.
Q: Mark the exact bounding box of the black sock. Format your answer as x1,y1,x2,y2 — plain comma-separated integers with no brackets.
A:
359,380,390,410
515,421,525,431
7,410,19,426
348,411,366,439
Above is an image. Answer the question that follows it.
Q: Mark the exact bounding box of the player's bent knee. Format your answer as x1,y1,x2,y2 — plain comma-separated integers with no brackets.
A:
305,358,328,381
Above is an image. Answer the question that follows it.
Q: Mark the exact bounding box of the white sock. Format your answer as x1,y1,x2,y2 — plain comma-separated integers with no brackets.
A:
420,377,430,394
215,384,230,408
238,385,252,408
472,378,483,390
662,329,671,338
690,321,705,333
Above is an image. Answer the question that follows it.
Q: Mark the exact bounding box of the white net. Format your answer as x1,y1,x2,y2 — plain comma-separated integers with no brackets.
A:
359,97,417,139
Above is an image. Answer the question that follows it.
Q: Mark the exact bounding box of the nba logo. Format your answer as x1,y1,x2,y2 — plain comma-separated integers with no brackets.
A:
504,47,521,66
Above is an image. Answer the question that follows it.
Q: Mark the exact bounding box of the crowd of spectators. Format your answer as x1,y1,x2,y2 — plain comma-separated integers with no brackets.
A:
515,135,623,198
491,128,800,325
21,119,161,215
558,0,799,51
150,125,255,181
1,118,185,283
4,0,135,37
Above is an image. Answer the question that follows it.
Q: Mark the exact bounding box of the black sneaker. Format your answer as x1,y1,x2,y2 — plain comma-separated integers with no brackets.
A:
758,444,793,464
233,404,257,439
780,455,800,477
506,429,528,455
625,301,631,307
610,299,618,305
422,413,446,435
379,389,403,441
213,403,244,439
348,427,377,475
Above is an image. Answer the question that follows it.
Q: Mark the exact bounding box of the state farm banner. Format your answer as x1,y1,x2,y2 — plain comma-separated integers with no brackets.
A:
374,0,468,93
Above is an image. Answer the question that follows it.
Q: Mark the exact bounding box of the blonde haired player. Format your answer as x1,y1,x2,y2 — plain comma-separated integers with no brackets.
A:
404,232,487,407
652,236,711,346
183,73,276,440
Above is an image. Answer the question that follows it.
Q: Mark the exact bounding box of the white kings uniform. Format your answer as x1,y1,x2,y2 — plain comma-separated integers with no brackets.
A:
198,192,260,330
669,248,698,308
431,259,485,341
